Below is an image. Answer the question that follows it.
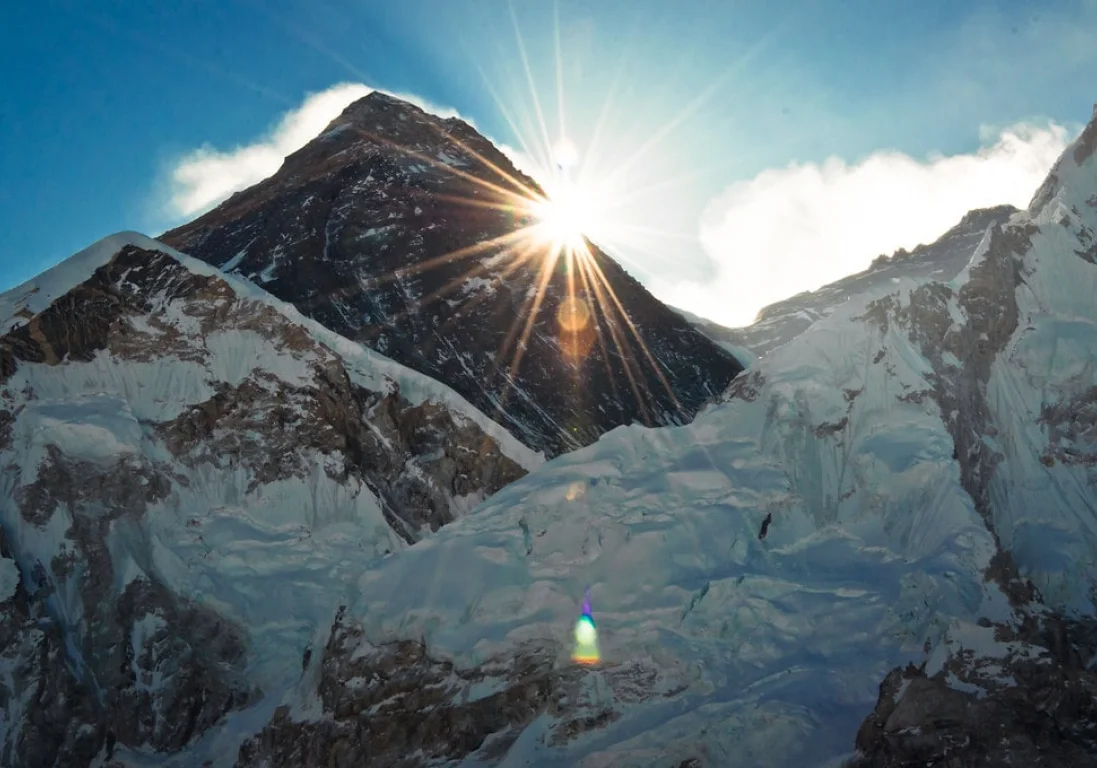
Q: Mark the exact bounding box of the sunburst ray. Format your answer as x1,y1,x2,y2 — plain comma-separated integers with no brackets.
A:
582,249,684,416
574,248,654,425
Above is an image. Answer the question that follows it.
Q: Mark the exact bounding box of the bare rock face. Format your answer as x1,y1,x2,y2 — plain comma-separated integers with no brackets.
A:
153,357,526,540
161,91,742,457
1072,103,1097,166
107,577,256,752
2,498,251,765
852,615,1097,767
238,611,568,767
860,222,1037,528
2,243,527,539
2,418,257,764
1040,385,1097,467
237,608,684,767
0,526,106,768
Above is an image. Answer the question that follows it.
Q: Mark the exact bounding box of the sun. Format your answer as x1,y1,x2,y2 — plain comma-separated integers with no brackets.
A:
519,136,596,247
525,139,607,251
529,179,599,251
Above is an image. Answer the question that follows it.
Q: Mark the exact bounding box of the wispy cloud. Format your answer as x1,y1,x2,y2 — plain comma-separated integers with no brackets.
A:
163,83,466,220
652,121,1073,328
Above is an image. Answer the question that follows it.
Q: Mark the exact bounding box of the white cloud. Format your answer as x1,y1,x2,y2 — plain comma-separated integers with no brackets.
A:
165,83,467,220
654,122,1072,328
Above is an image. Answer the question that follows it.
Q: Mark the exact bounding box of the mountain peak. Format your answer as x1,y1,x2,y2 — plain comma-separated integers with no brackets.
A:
958,203,1018,228
162,90,742,457
322,90,430,132
1027,103,1097,216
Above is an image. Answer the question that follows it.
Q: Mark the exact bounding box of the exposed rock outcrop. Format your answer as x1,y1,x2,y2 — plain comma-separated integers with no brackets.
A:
852,615,1097,767
238,608,682,767
0,526,106,768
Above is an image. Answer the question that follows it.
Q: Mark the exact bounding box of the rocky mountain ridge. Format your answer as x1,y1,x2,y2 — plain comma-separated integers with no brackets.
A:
677,204,1019,361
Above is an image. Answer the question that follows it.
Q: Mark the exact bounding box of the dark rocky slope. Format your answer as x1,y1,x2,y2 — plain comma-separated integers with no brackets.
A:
162,92,742,456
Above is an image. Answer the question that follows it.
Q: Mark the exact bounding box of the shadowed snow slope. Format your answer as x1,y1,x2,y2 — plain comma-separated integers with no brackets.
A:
232,109,1097,768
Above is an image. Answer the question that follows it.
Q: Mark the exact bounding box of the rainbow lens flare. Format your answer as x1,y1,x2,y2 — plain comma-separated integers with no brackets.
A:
572,590,600,664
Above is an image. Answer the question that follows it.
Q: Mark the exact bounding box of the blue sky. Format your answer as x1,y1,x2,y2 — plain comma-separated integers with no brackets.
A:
3,0,1096,324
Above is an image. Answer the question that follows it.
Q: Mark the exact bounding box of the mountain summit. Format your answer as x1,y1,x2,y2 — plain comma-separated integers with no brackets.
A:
161,92,743,456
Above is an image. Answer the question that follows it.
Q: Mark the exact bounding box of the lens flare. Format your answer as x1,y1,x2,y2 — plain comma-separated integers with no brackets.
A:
575,615,597,644
572,589,600,665
556,295,591,332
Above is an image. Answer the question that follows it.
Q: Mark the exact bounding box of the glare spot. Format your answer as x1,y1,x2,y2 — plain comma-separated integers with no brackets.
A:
575,616,597,644
531,179,599,250
572,613,600,665
565,481,587,501
557,296,592,332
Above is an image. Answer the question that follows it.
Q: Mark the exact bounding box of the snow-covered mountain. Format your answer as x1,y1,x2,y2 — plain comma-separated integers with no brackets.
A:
223,108,1097,767
3,90,1096,767
0,232,541,766
159,92,743,457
